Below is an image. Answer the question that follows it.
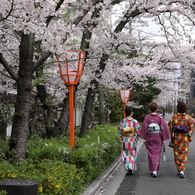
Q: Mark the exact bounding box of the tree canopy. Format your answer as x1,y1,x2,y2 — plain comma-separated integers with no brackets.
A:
0,0,195,161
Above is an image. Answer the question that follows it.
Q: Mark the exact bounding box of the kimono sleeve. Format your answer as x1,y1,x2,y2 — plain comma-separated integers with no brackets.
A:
134,119,141,134
168,116,175,136
118,120,124,136
188,116,195,135
140,115,149,140
159,116,169,141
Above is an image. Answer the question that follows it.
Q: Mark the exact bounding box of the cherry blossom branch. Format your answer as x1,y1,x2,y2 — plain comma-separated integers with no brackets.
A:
157,15,179,60
0,0,14,21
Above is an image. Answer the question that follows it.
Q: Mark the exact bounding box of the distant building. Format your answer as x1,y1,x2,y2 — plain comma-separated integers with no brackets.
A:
189,70,195,115
179,65,195,115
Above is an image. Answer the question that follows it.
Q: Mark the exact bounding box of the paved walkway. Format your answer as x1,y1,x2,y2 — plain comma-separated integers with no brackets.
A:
85,134,195,195
82,139,144,195
82,114,195,195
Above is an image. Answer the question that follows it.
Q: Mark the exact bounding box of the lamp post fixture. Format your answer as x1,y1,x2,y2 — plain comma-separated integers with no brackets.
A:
120,89,131,118
56,50,86,147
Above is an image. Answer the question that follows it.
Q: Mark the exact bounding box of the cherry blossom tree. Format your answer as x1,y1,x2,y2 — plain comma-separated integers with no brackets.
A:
78,0,195,135
0,0,82,161
0,0,195,161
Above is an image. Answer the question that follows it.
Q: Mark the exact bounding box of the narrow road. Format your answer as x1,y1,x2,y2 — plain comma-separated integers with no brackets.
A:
96,114,195,195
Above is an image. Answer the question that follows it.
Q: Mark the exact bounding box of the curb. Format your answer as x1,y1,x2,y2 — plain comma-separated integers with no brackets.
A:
82,139,144,195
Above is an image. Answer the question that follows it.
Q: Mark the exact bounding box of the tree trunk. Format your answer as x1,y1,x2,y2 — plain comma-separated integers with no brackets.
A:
0,122,7,140
9,33,35,162
72,6,124,141
79,53,120,135
79,8,142,136
98,87,105,124
79,80,97,137
53,96,69,137
36,83,57,138
79,54,109,136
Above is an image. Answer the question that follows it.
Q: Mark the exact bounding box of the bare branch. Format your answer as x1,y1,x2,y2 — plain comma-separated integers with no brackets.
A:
73,0,124,26
0,53,18,81
32,51,52,73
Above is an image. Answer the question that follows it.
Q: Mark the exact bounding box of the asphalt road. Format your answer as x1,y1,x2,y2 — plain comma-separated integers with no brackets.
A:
96,114,195,195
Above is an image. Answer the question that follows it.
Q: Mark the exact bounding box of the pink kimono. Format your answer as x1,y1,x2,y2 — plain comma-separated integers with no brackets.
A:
140,113,169,172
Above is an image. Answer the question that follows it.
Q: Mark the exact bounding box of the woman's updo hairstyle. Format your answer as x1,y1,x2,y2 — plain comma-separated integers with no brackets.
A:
177,102,186,113
149,102,158,112
125,107,133,117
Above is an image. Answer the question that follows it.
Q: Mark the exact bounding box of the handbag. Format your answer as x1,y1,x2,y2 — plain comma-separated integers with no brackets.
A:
189,135,193,142
162,145,166,161
169,140,173,148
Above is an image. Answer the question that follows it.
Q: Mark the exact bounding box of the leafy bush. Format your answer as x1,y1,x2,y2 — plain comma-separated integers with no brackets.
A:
0,191,7,195
70,126,120,182
26,135,72,162
0,124,121,194
0,159,85,195
0,140,9,161
106,89,124,123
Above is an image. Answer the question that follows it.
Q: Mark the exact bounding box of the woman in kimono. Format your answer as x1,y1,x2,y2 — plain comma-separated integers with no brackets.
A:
168,102,195,178
140,102,169,178
118,107,141,175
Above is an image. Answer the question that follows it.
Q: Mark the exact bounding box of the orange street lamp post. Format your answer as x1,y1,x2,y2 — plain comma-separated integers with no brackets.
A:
56,50,86,147
120,89,131,118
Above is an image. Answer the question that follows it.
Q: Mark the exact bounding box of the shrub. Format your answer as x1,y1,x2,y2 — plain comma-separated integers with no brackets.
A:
0,191,7,195
0,140,9,161
0,124,121,194
72,125,121,182
0,159,85,195
26,135,72,162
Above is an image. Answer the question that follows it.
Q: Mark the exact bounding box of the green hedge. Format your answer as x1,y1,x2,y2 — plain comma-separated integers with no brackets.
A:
0,125,121,195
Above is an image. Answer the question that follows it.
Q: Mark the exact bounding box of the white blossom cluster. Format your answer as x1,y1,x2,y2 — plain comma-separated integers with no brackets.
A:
0,0,195,106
